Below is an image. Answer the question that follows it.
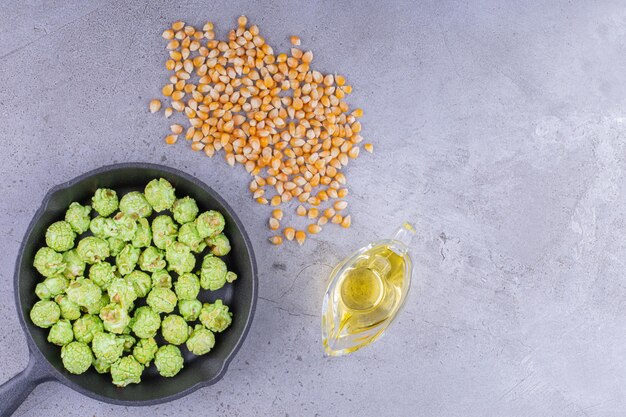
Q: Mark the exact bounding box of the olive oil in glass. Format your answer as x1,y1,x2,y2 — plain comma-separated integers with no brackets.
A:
322,223,415,356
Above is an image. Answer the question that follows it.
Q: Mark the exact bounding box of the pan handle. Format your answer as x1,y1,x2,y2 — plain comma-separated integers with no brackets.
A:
0,352,53,416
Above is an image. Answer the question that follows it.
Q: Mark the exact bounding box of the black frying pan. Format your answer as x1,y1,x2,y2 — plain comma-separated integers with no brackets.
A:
0,163,258,415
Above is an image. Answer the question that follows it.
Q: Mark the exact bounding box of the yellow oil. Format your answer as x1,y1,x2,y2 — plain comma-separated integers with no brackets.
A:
322,228,413,357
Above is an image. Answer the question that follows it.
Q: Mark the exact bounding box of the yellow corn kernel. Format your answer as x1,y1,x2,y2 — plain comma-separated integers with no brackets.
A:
272,209,284,220
341,215,351,228
284,227,295,241
269,236,283,245
295,230,306,245
307,224,321,234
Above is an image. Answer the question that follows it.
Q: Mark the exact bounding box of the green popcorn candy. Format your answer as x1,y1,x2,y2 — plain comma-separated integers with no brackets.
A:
62,249,86,279
146,287,177,313
199,300,232,333
119,334,136,352
151,269,172,288
119,191,153,218
65,202,91,234
138,246,166,272
77,236,110,264
207,233,231,256
195,210,225,238
126,270,152,297
93,357,112,374
152,215,178,250
133,338,158,366
111,356,144,387
154,345,184,377
85,293,110,315
177,222,206,253
35,275,69,299
73,314,104,343
113,212,137,241
47,319,74,346
92,188,119,217
186,325,215,355
89,261,116,289
34,247,65,278
91,331,124,364
161,314,190,345
144,178,176,212
116,244,140,276
108,237,126,256
174,272,200,300
89,216,118,239
30,300,60,328
172,196,199,224
45,221,76,252
131,306,161,338
55,294,81,320
100,303,131,334
61,341,93,374
199,255,227,291
132,218,152,248
226,271,237,283
66,278,102,307
107,277,137,308
165,242,195,275
178,299,202,321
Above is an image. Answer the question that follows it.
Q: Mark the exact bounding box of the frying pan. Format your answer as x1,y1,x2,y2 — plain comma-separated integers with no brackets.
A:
0,163,258,415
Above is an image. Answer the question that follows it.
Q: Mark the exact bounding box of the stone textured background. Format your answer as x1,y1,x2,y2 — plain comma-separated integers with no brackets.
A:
2,0,626,415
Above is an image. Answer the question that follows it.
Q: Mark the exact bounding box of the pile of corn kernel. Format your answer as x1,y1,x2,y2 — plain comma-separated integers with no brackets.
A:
149,16,372,245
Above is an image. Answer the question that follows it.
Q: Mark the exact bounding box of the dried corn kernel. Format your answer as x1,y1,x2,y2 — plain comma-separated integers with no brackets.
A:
149,99,162,113
331,214,343,224
295,230,306,245
307,224,321,234
334,200,348,211
272,209,283,220
269,236,283,245
323,208,335,218
341,215,351,228
284,227,295,241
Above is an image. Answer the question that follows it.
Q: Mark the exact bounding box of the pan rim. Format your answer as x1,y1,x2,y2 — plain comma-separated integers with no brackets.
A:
13,162,258,406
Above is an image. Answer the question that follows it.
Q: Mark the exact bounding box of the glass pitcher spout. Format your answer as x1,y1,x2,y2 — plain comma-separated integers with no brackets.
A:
391,222,416,253
321,223,415,357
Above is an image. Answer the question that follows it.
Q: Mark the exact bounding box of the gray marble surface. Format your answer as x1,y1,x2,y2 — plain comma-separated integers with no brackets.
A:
2,0,626,416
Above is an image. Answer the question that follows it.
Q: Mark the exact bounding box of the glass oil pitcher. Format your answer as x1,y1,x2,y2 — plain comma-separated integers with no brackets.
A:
322,223,415,356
